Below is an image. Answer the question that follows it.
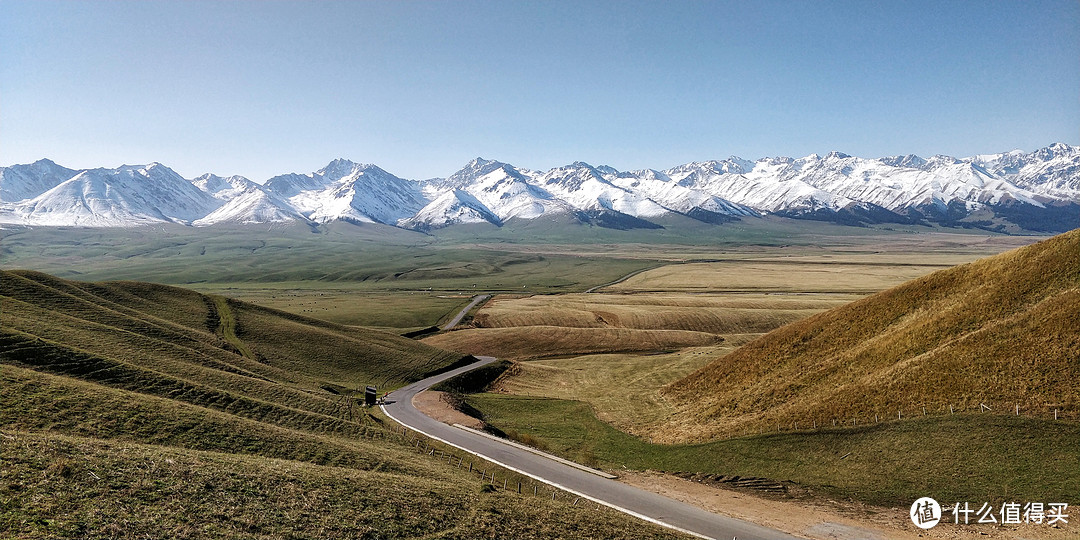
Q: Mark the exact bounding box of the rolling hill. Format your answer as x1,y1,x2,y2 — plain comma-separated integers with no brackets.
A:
662,228,1080,442
0,270,679,539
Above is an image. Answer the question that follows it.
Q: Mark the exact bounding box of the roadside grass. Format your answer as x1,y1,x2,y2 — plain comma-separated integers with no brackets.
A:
464,393,1080,508
488,349,726,437
0,430,684,540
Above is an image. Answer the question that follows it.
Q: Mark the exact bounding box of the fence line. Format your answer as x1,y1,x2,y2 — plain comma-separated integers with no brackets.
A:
753,400,1074,438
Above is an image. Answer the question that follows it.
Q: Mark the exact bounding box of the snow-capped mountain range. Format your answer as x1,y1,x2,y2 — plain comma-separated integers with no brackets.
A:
2,143,1078,233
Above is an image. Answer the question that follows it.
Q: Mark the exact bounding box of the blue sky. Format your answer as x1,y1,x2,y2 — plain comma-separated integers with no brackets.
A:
2,0,1078,181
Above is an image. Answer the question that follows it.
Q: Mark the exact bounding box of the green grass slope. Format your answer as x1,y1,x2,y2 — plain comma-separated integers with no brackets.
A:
0,270,680,539
1,270,463,390
664,228,1080,441
466,393,1080,508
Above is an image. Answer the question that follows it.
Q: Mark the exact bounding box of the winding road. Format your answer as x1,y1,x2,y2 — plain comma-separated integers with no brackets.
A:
382,357,803,540
441,294,490,330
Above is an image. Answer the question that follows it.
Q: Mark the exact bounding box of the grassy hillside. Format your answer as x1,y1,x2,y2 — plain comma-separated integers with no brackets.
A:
465,393,1080,508
663,228,1080,441
0,270,680,539
0,270,464,390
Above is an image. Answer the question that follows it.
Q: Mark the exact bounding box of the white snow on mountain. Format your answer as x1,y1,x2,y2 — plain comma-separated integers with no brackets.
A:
417,158,576,224
191,174,303,226
0,159,78,203
264,159,425,224
1,143,1076,231
3,163,218,227
609,168,757,219
666,158,856,214
399,189,501,230
536,162,669,218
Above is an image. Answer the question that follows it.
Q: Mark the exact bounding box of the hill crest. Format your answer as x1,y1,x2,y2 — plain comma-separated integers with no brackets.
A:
660,228,1080,442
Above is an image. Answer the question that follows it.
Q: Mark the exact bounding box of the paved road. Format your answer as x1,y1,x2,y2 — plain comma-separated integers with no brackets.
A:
382,357,804,540
441,294,490,330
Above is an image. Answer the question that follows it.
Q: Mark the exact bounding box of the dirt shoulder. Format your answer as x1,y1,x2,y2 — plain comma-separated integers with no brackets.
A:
410,390,485,430
618,471,1072,540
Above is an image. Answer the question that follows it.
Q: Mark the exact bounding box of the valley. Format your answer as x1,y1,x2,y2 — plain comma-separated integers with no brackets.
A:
2,221,1075,539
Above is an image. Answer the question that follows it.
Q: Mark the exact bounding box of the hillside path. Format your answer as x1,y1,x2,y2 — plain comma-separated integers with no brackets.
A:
382,357,804,540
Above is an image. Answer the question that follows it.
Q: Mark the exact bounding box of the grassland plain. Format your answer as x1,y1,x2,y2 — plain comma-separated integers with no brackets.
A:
0,219,1039,320
0,270,684,539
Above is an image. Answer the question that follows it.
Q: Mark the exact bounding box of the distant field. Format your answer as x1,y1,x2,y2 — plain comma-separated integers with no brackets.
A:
425,292,853,360
198,287,476,329
471,292,854,331
0,223,658,293
607,260,954,293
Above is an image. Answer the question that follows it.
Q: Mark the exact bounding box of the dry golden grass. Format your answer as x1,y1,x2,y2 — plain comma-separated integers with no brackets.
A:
608,261,950,293
472,293,852,332
661,229,1080,442
426,292,851,359
423,326,726,360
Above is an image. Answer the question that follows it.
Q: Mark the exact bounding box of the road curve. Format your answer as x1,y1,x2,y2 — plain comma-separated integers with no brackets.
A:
382,357,803,540
441,294,490,330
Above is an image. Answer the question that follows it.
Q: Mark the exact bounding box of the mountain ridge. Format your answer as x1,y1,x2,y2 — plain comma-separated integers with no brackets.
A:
2,144,1078,233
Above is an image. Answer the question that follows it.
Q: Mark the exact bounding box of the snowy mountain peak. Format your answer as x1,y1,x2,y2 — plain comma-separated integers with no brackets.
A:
2,145,1077,232
877,154,927,169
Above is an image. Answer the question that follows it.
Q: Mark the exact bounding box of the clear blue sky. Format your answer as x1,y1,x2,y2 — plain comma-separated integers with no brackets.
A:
2,0,1078,181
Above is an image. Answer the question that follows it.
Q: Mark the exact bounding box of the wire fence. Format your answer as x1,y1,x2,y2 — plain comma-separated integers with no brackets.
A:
748,400,1076,438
